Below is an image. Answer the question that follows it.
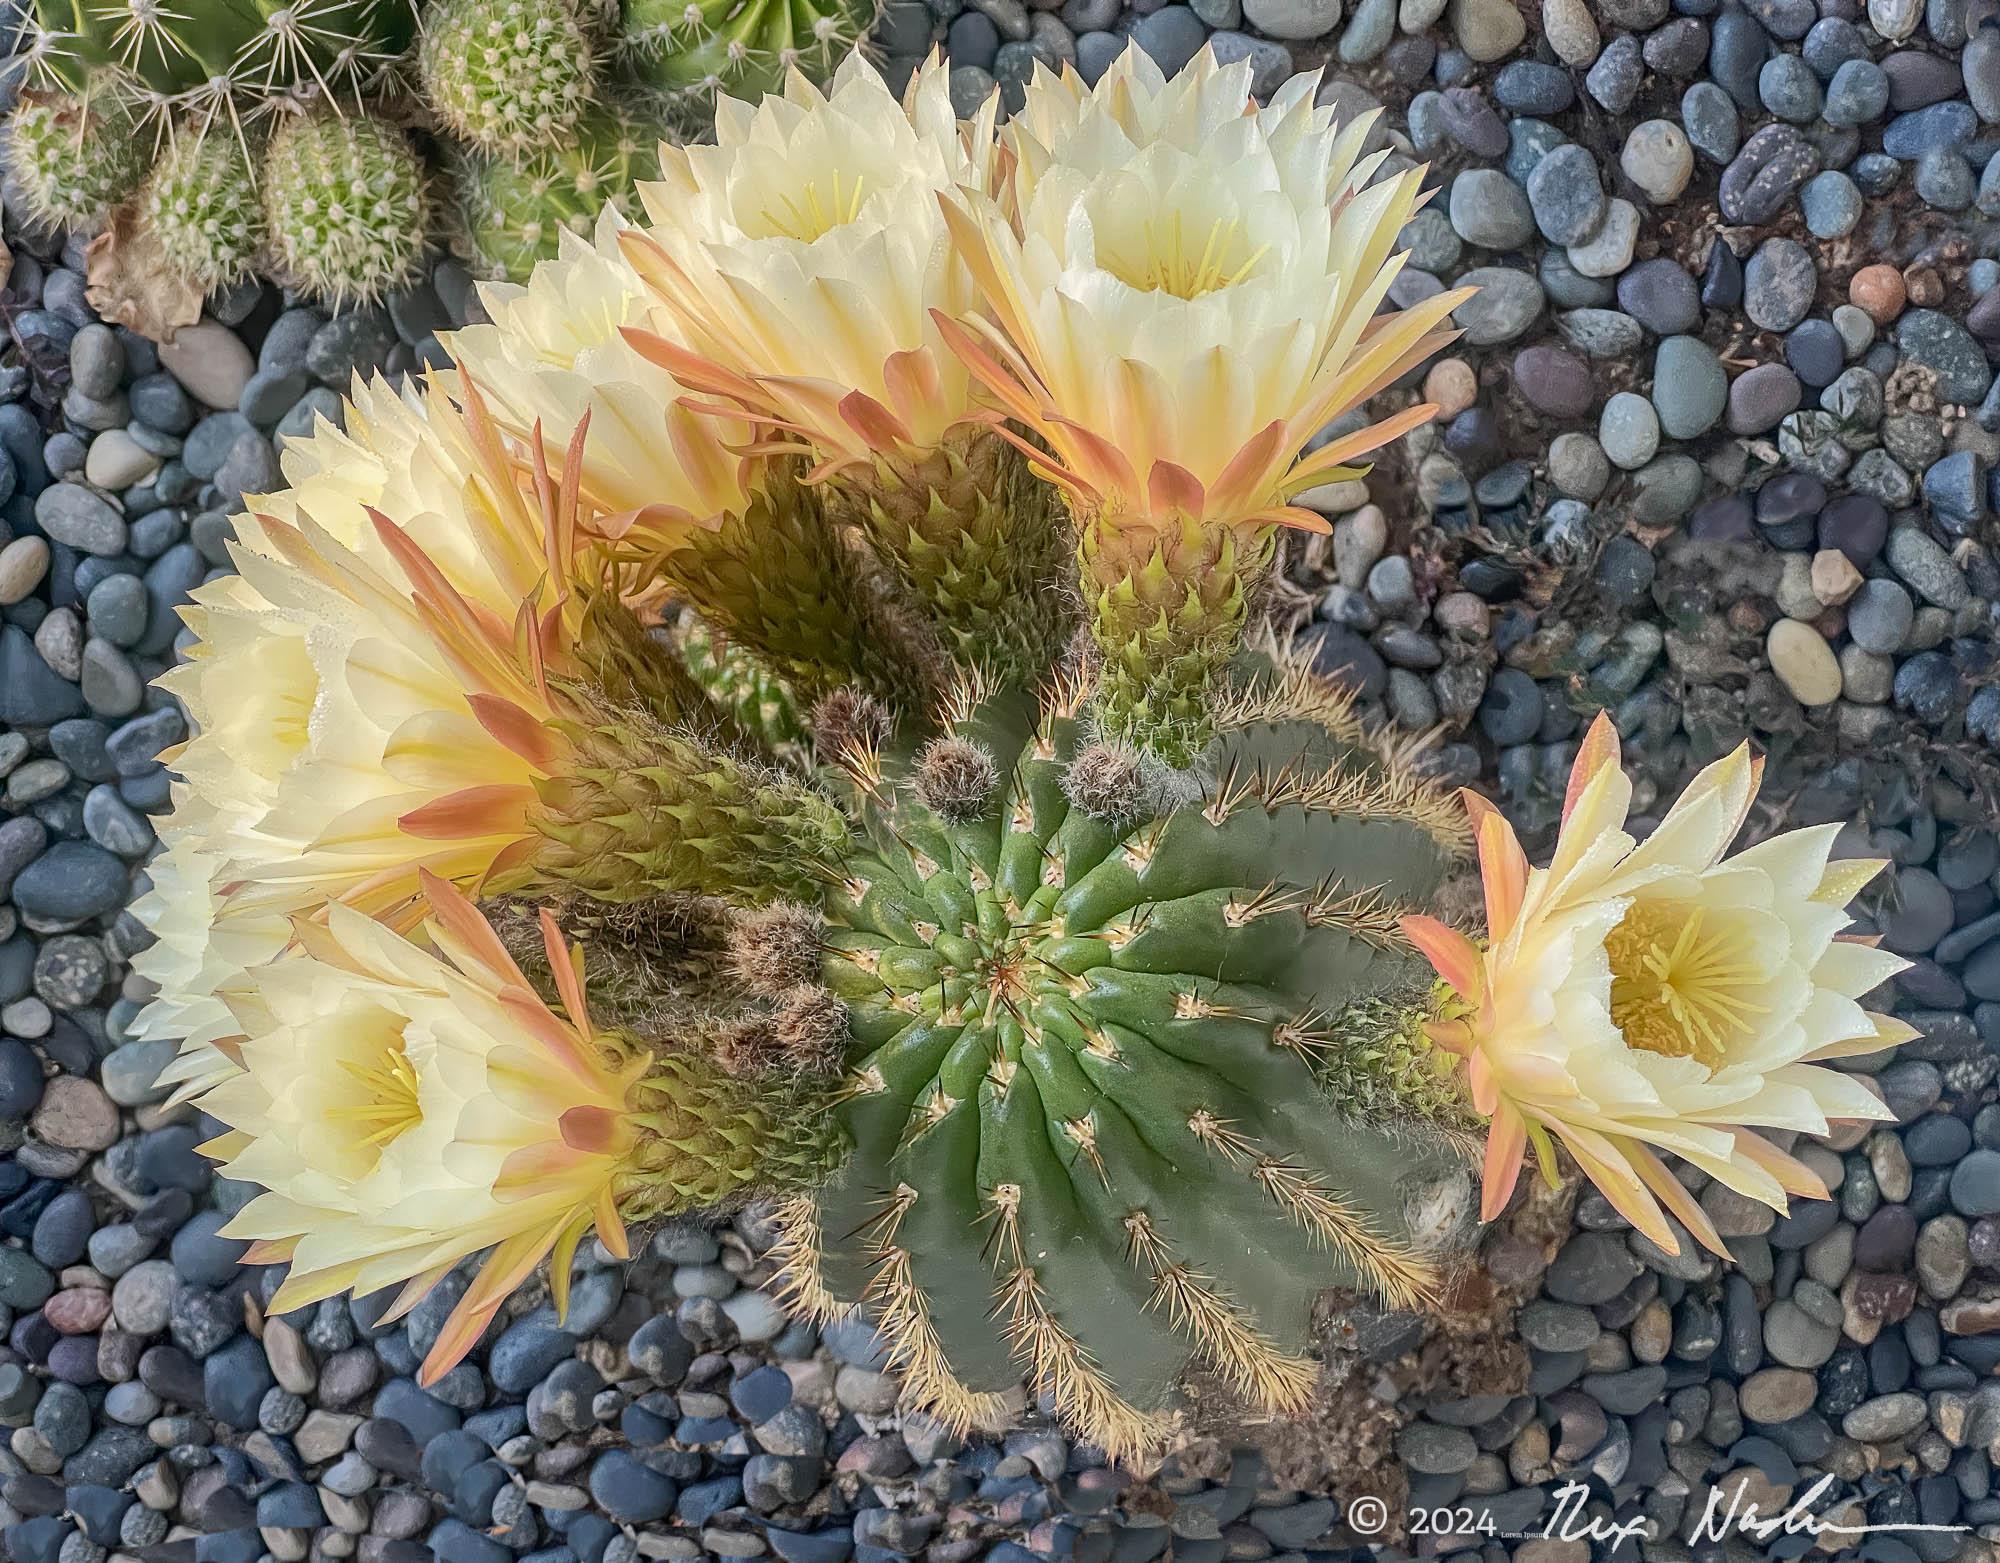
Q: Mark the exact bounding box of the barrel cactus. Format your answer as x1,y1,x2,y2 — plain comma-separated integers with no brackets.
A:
417,0,600,159
453,106,667,281
141,125,267,289
784,666,1472,1457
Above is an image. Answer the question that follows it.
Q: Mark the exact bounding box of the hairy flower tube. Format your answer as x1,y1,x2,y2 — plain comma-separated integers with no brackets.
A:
1403,716,1910,1255
937,49,1468,761
205,876,835,1382
614,55,1066,680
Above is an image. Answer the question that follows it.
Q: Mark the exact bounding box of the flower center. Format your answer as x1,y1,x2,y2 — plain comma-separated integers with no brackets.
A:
1606,902,1767,1071
748,170,870,243
1100,212,1269,300
328,1034,423,1150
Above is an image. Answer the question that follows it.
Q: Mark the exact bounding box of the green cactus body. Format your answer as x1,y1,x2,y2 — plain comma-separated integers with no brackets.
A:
778,671,1472,1461
260,111,429,305
22,0,415,107
142,125,265,289
646,471,941,715
455,107,665,281
5,92,146,228
618,0,872,99
418,0,599,160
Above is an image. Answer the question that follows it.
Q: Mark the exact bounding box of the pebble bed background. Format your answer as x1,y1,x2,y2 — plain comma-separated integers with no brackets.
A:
3,0,2000,1558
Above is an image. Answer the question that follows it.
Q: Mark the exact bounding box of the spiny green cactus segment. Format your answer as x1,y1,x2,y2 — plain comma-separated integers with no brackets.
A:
142,127,266,290
418,0,599,160
779,673,1470,1461
528,702,853,908
260,111,430,306
5,92,146,228
619,0,875,98
18,0,416,107
455,107,667,282
648,469,942,716
835,433,1075,690
621,1047,845,1211
674,616,810,759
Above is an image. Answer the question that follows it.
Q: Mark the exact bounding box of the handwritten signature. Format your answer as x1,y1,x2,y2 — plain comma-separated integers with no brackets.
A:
1540,1475,1971,1553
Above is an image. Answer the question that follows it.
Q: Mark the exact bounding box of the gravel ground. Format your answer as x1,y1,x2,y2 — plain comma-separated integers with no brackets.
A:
2,0,2000,1558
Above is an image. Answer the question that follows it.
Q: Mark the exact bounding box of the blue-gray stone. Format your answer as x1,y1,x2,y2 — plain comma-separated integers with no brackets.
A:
1884,101,1977,159
1897,310,1994,403
11,842,126,921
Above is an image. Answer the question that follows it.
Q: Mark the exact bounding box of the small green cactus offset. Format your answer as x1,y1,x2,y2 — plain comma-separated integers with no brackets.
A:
141,127,266,290
260,111,430,304
4,92,146,228
417,0,600,159
618,0,875,98
453,105,666,281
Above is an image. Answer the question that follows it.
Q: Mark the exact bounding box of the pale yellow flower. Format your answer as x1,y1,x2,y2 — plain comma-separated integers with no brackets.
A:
135,381,602,1096
128,823,292,1104
206,876,644,1380
1404,716,1909,1254
938,47,1467,534
445,209,763,539
617,53,1002,471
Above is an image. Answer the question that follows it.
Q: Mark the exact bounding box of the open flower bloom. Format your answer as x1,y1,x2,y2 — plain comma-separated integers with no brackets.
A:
935,47,1469,536
205,876,645,1381
445,209,763,540
1403,716,1910,1255
615,53,1002,474
135,380,604,1097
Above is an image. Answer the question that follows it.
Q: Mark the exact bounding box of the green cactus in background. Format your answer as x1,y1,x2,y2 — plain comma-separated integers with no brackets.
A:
417,0,600,159
11,0,416,120
4,91,146,228
453,105,666,281
618,0,876,99
260,111,430,305
141,125,266,289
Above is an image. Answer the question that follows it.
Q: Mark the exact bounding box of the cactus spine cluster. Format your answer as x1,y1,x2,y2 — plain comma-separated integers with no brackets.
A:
416,0,599,157
140,127,268,290
4,92,146,228
260,112,431,305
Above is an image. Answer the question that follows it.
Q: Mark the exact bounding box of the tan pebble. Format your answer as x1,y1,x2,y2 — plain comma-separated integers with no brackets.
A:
1424,358,1478,420
43,1287,111,1335
1542,0,1600,63
1767,619,1842,706
1812,548,1864,605
1903,265,1944,307
30,1076,119,1151
0,536,49,606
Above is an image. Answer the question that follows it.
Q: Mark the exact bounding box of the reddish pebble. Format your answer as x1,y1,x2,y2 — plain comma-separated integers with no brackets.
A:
1849,264,1906,326
44,1287,111,1335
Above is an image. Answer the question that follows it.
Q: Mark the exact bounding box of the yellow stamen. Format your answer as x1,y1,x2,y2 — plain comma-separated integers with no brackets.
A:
759,170,869,243
327,1040,423,1150
1107,212,1270,300
1607,902,1768,1070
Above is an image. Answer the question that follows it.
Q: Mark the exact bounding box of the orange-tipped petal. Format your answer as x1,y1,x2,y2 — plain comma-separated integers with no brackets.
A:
397,784,534,841
1564,712,1621,829
1399,914,1483,1000
1480,1109,1527,1221
1463,795,1527,944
